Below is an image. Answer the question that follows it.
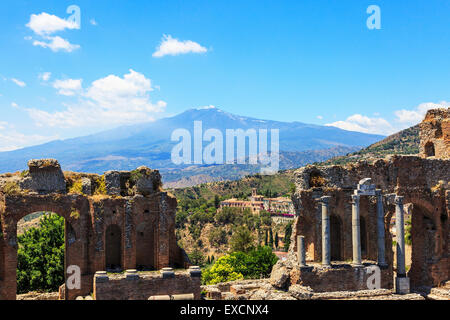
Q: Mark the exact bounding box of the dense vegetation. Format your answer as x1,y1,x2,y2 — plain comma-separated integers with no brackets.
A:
171,170,295,204
17,214,65,294
202,246,278,285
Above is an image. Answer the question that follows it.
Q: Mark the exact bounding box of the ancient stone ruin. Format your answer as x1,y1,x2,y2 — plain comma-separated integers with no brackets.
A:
420,108,449,159
0,161,192,300
270,108,449,298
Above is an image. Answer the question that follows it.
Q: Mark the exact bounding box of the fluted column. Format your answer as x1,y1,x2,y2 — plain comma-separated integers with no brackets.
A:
376,189,387,267
351,194,362,266
320,196,331,267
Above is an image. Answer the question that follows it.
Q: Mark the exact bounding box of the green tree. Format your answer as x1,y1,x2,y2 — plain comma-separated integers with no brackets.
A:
230,226,255,253
274,232,279,249
17,213,65,293
208,227,227,247
214,195,221,209
268,228,274,248
188,247,206,267
283,221,293,252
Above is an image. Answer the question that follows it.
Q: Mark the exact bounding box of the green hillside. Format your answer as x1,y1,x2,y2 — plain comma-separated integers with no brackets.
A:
319,124,420,166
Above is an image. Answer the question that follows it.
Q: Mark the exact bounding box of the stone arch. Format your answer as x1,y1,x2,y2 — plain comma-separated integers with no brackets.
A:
136,222,155,270
105,224,122,271
424,141,435,157
330,215,342,261
0,194,89,300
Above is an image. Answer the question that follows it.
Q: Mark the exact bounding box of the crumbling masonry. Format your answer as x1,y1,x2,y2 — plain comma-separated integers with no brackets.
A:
271,108,449,294
0,162,190,300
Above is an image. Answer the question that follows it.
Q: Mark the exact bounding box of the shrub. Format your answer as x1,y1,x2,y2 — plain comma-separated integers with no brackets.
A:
3,181,21,195
202,246,278,285
68,179,83,194
93,176,106,195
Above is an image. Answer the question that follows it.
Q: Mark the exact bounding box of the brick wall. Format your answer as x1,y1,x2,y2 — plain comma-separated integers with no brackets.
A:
93,269,201,300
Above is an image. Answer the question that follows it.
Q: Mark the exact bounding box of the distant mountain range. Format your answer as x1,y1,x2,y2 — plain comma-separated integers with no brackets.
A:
0,107,384,185
171,123,420,200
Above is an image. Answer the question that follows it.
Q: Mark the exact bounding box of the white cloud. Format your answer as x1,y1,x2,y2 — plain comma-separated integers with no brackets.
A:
27,69,166,128
39,72,52,81
153,35,207,58
26,12,80,52
317,115,323,120
326,114,394,135
11,78,26,87
326,101,450,135
394,101,450,125
26,12,79,36
32,36,80,52
11,102,20,109
53,78,83,96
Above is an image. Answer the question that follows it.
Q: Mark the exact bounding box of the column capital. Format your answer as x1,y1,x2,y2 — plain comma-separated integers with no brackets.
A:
319,196,331,204
351,194,360,203
375,189,383,196
394,195,404,205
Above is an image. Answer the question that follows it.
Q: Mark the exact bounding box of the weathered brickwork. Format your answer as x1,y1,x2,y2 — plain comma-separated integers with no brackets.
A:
420,108,450,159
0,160,190,300
93,269,201,300
272,109,449,292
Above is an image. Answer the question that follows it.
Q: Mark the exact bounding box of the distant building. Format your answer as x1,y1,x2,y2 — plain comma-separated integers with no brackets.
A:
219,188,295,217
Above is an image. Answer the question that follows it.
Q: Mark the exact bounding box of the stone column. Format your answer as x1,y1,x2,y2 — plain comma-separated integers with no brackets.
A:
375,190,387,267
351,194,362,266
297,235,306,267
395,196,406,276
320,196,331,267
394,195,410,294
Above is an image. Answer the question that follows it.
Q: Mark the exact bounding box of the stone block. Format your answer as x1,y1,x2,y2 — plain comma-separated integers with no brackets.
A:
395,277,410,294
19,159,66,194
104,171,121,195
132,166,161,196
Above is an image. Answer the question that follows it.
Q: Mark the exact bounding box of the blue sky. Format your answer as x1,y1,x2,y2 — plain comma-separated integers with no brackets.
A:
0,0,449,151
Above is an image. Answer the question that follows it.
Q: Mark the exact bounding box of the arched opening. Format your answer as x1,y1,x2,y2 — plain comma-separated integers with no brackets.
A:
424,141,435,157
330,215,342,261
360,216,368,258
409,205,437,287
16,212,66,295
105,224,122,272
136,222,155,271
